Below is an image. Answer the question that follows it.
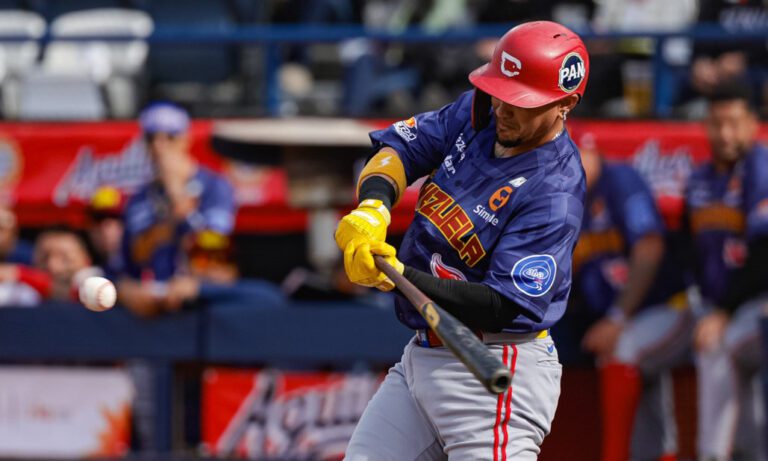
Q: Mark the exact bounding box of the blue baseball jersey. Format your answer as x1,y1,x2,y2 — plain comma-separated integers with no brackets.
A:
121,167,236,281
685,143,768,304
572,163,666,314
369,90,586,333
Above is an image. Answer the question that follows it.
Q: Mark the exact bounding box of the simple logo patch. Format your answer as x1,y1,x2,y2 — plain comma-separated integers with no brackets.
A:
511,254,556,297
500,51,522,78
558,52,585,93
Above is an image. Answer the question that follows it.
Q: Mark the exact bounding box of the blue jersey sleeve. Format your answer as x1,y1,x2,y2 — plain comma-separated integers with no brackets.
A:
744,145,768,241
483,190,584,322
368,91,471,184
607,166,664,245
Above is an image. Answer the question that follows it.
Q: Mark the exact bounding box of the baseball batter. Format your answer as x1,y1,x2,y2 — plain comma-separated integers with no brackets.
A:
576,146,692,461
686,81,768,460
335,21,589,460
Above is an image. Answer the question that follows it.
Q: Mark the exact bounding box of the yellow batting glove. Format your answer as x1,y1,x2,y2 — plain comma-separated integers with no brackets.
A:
335,199,391,251
343,240,403,292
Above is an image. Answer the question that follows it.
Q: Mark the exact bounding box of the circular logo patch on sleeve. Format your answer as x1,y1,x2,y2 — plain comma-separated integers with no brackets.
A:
511,254,557,297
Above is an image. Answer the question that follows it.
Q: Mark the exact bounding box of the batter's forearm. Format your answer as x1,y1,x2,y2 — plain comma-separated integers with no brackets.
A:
357,148,407,207
402,266,522,332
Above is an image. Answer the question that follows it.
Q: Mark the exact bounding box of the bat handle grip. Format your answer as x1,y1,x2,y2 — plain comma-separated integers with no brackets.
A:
373,255,398,279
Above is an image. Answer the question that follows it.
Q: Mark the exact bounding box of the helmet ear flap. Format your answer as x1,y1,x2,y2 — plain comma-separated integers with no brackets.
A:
471,89,492,131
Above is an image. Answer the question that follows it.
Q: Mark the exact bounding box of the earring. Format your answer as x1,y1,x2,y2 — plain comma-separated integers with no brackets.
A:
562,111,568,122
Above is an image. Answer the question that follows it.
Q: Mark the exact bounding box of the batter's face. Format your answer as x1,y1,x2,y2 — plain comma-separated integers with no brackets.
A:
707,99,758,168
491,96,577,151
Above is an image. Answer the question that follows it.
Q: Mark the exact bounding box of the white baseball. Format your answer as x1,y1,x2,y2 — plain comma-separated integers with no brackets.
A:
79,276,117,312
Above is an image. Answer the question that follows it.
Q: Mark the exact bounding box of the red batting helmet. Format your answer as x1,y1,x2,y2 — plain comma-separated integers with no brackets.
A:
469,21,589,128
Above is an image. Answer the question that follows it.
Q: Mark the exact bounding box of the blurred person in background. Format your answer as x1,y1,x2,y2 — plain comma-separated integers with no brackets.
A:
0,227,99,306
686,80,768,460
165,230,283,309
589,0,697,117
34,228,101,301
0,205,33,265
575,144,692,461
117,102,237,317
684,0,768,117
86,185,125,279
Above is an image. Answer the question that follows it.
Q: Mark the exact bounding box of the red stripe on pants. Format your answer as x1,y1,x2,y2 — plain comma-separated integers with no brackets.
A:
501,345,518,461
493,346,509,461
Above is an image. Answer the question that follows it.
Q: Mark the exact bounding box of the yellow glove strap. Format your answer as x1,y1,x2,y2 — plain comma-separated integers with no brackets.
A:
358,199,391,225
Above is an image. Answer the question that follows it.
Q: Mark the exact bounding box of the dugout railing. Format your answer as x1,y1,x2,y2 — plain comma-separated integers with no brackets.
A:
0,23,766,117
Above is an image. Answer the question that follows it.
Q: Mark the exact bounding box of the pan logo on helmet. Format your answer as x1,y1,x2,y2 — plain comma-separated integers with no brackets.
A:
500,51,522,78
558,52,585,93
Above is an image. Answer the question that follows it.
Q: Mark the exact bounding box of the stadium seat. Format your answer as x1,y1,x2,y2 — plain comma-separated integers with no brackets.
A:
0,10,45,118
17,71,106,120
34,8,153,118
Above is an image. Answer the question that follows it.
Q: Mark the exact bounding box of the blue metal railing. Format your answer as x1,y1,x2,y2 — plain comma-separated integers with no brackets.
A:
2,23,767,116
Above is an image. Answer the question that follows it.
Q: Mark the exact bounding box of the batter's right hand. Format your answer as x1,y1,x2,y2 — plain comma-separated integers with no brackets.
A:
335,199,390,251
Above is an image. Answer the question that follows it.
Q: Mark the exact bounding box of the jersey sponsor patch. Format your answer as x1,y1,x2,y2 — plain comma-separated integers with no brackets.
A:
393,117,417,141
511,254,556,297
442,154,456,175
488,186,513,212
558,52,585,93
508,176,527,187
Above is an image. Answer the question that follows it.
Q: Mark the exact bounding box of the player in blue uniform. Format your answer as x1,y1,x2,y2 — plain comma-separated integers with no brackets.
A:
335,21,589,460
117,102,236,317
686,81,768,460
576,145,692,461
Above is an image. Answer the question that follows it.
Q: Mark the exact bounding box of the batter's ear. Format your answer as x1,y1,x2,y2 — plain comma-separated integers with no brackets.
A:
471,89,492,131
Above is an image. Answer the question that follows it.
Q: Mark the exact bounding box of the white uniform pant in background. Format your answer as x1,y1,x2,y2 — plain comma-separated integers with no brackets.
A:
344,334,561,461
614,306,695,461
696,298,766,461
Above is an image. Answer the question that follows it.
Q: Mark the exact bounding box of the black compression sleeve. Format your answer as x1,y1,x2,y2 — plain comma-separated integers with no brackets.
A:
358,176,396,210
722,236,768,313
402,266,522,332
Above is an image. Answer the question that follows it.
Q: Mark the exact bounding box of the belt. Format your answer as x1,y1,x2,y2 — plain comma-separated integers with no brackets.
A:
416,329,549,348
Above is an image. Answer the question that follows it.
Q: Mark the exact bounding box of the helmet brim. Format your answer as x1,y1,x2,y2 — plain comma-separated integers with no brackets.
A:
469,63,564,109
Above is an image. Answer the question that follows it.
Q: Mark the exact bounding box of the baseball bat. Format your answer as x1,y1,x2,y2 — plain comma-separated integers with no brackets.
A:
374,256,512,395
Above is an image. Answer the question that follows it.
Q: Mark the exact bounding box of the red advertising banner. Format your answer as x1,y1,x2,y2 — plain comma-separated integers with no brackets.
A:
0,120,765,233
201,367,383,460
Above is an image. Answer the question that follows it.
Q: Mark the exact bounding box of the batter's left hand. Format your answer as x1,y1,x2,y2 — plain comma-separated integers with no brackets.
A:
582,318,624,359
343,240,403,292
